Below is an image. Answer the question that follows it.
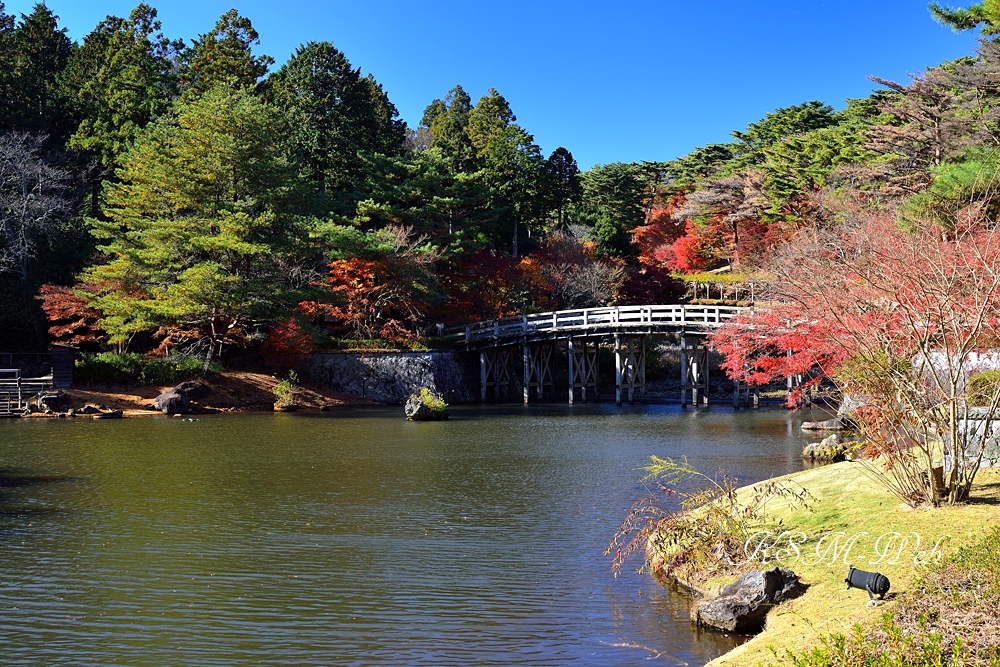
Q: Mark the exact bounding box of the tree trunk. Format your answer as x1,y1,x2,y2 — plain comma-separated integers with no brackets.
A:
91,179,101,219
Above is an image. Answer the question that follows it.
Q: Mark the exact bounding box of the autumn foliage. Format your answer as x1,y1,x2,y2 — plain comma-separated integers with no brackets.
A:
36,284,105,347
711,205,1000,505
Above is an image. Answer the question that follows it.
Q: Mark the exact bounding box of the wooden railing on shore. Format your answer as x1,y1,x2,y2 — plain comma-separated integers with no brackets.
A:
446,304,746,349
0,369,49,416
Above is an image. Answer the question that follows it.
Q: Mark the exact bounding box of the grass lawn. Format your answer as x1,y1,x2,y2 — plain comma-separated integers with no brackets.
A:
701,464,1000,666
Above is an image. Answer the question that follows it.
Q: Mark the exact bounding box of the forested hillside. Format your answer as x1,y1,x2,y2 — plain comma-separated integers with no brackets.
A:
0,1,994,361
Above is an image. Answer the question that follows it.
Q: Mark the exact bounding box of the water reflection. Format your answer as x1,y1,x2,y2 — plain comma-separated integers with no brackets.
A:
0,404,812,666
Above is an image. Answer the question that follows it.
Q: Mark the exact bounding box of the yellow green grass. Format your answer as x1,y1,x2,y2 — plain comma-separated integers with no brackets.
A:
696,463,1000,666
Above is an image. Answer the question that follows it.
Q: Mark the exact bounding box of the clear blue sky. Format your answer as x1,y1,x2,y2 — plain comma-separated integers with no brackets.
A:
6,1,982,168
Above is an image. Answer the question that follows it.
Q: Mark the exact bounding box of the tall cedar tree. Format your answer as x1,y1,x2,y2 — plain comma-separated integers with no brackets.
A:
64,3,180,218
467,88,545,257
544,147,582,228
421,85,476,173
7,4,72,143
181,9,273,95
267,41,404,209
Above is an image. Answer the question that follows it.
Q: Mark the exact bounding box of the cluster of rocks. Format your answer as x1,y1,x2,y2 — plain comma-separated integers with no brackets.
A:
695,567,806,634
152,381,209,415
32,391,121,419
802,433,857,462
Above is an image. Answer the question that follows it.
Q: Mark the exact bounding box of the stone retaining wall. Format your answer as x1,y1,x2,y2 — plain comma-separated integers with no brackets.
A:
304,351,477,404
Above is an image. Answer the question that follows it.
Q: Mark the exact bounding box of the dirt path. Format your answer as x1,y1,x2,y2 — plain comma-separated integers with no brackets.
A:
64,370,378,415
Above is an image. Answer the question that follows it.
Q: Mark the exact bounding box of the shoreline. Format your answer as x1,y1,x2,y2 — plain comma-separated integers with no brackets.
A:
28,370,380,417
646,461,1000,666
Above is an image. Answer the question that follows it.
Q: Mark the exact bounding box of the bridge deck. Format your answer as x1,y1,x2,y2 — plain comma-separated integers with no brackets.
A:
446,304,746,350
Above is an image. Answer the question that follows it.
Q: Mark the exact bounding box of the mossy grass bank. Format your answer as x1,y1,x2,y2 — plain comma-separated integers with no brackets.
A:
664,463,1000,666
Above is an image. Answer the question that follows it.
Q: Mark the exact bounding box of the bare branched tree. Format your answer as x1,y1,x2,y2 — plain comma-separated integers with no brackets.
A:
0,132,70,285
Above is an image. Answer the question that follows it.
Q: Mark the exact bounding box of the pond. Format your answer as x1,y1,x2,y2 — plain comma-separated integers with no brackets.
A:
0,404,814,666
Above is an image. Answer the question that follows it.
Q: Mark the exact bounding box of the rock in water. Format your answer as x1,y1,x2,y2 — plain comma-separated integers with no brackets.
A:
404,396,449,421
696,567,806,634
173,381,209,400
154,389,190,415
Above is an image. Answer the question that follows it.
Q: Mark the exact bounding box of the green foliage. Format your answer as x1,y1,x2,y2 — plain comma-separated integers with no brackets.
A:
267,40,404,208
422,85,477,172
180,9,273,94
770,614,966,667
902,148,1000,228
730,101,839,169
82,85,310,353
410,387,448,413
64,4,179,173
930,0,1000,36
578,162,647,257
272,369,299,408
75,352,216,386
6,4,72,141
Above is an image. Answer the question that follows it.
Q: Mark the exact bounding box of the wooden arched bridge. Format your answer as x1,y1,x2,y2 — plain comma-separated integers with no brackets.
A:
446,304,748,407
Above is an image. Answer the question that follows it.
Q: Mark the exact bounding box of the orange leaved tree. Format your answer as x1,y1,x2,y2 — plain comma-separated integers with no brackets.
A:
712,207,1000,505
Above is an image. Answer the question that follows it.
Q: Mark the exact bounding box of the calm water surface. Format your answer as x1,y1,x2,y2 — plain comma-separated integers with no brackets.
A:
0,404,816,666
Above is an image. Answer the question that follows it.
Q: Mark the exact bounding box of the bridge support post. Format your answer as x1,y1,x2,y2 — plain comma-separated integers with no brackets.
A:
523,343,530,404
568,338,600,404
568,338,575,405
523,342,554,404
480,347,516,402
733,376,758,409
681,334,709,407
615,335,622,406
639,336,646,403
614,335,643,406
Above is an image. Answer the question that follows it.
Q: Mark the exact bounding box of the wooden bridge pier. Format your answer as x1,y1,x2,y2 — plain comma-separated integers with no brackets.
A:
480,347,519,401
567,337,599,404
614,334,645,406
680,334,709,407
523,342,555,403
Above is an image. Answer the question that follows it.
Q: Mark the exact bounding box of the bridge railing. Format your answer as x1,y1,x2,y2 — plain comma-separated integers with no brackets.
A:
445,304,746,347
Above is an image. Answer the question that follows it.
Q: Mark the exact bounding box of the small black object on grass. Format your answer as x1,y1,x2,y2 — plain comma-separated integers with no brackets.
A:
845,566,890,607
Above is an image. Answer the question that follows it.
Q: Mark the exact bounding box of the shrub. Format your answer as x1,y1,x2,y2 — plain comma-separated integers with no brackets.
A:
272,370,299,408
411,387,448,413
606,456,814,578
75,353,219,386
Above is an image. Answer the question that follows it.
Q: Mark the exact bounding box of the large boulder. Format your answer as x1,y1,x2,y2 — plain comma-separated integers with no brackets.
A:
37,391,70,413
173,381,209,400
153,389,189,415
802,394,867,431
803,433,856,462
695,567,806,634
404,396,449,421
